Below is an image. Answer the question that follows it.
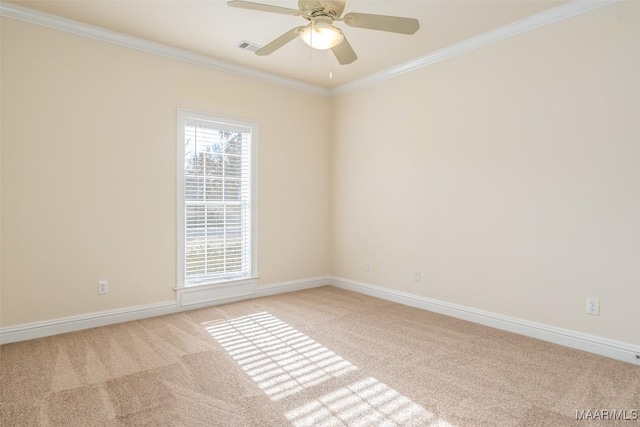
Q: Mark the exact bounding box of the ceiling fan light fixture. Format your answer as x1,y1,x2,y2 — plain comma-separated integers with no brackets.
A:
300,22,344,50
229,0,420,65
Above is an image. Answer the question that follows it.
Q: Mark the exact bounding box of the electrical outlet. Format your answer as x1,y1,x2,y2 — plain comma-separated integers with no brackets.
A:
413,271,421,282
98,280,109,295
586,298,599,316
366,261,372,272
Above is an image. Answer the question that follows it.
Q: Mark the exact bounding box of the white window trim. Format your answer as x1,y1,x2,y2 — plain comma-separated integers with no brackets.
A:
176,108,258,302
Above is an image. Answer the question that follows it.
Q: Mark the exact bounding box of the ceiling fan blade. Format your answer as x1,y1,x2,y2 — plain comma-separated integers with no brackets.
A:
331,36,357,65
227,0,301,16
256,27,305,56
341,12,420,35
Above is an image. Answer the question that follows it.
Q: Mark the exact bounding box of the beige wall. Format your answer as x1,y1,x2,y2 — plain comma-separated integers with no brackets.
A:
0,18,331,326
332,1,640,345
2,2,639,348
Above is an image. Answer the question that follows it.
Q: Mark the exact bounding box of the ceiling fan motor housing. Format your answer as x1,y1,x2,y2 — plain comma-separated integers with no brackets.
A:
299,0,345,18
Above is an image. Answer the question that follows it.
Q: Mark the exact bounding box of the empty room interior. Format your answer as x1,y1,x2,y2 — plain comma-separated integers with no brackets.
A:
1,0,639,425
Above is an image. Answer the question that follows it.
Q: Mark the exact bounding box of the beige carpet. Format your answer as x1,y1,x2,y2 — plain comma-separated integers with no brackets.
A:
1,286,638,426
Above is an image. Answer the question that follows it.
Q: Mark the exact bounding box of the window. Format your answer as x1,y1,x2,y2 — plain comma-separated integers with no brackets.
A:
177,110,257,289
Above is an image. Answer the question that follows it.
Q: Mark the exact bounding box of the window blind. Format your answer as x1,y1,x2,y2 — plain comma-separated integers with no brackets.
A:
183,118,252,285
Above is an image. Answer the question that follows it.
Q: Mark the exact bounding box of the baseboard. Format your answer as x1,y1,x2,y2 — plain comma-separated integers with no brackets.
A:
0,276,330,345
10,275,631,365
0,301,178,345
170,276,332,311
177,277,258,307
331,277,640,366
255,276,332,297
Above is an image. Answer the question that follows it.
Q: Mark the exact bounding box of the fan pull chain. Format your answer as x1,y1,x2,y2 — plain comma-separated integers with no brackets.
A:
329,46,333,79
309,21,314,65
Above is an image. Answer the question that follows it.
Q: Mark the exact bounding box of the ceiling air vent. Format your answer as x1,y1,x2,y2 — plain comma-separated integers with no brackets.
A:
237,40,262,52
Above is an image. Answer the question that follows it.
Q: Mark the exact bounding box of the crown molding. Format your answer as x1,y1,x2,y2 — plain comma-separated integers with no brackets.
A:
331,0,620,96
0,2,331,97
0,0,619,98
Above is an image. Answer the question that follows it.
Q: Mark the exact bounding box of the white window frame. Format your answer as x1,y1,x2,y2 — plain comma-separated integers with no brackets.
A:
176,109,258,306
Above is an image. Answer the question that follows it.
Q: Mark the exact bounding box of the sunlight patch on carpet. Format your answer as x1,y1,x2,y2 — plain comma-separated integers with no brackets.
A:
285,377,451,427
205,312,357,400
205,312,450,426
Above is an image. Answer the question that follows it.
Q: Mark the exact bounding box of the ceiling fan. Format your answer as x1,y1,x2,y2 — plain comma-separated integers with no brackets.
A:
228,0,420,65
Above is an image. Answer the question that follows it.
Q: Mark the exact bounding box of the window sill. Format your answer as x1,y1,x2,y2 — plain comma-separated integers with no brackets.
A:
175,277,258,307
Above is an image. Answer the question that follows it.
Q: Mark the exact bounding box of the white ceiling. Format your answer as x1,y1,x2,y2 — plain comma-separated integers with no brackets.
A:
7,0,566,89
